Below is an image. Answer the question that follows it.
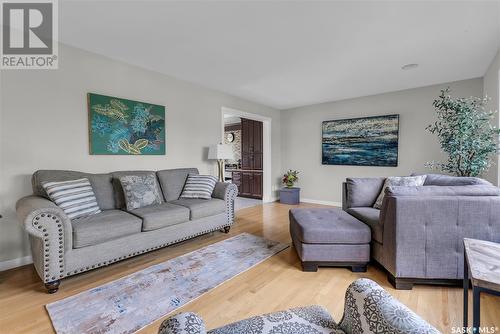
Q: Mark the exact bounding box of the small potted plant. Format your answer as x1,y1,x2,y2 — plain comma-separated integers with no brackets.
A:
282,170,299,188
280,170,300,204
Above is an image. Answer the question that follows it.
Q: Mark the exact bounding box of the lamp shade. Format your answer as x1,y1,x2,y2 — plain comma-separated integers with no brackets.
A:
208,144,234,160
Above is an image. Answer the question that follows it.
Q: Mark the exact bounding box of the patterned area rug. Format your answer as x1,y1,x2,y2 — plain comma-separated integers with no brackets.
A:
46,233,288,334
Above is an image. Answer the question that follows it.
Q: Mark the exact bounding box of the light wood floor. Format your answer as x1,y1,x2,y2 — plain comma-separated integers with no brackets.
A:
1,202,499,333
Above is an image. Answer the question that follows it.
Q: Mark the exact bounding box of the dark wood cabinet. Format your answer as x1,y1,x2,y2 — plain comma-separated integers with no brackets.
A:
240,172,252,197
233,118,263,199
250,172,263,198
231,171,262,199
241,118,263,171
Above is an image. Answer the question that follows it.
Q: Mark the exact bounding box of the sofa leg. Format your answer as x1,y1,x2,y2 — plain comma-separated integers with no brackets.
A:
388,273,413,290
45,280,60,294
222,226,231,234
351,265,367,273
302,262,318,272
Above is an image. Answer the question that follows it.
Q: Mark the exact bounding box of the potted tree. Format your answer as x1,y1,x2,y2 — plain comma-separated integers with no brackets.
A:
426,88,500,177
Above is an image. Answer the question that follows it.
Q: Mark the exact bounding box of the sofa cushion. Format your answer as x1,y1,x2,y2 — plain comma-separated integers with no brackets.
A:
373,175,426,209
346,177,385,208
157,168,199,201
32,170,115,210
412,173,492,186
119,174,163,210
170,198,225,220
112,171,160,209
386,185,500,197
346,207,383,244
180,174,218,200
71,210,142,248
130,203,190,231
43,178,101,220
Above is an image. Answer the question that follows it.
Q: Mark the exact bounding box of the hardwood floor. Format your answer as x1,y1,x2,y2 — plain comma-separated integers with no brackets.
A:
1,202,499,333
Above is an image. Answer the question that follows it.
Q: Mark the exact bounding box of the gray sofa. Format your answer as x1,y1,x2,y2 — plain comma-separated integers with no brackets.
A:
16,168,238,293
342,174,500,289
158,278,440,334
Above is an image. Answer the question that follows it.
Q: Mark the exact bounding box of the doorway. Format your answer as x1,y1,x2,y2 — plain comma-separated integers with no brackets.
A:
221,107,272,203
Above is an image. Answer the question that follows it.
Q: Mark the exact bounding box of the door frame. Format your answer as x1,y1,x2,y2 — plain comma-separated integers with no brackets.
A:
221,107,272,202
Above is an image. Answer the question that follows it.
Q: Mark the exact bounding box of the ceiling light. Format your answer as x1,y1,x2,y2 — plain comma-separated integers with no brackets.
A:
401,63,419,70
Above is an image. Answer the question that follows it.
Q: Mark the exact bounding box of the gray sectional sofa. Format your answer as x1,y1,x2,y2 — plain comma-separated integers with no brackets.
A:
16,168,238,293
342,174,500,289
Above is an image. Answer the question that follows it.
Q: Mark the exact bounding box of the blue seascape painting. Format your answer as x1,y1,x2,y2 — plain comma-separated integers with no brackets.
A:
322,115,399,166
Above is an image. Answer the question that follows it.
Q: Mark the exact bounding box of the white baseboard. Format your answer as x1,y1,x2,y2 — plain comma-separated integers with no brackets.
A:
264,196,278,203
0,255,33,272
301,198,342,207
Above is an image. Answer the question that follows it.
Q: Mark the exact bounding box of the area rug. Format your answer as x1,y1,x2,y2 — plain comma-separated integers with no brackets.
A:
46,233,288,334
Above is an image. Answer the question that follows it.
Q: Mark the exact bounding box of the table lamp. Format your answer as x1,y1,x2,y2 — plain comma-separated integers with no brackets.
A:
208,144,234,182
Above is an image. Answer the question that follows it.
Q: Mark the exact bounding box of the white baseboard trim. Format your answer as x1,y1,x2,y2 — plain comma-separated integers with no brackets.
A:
264,196,278,203
0,255,33,272
301,198,342,207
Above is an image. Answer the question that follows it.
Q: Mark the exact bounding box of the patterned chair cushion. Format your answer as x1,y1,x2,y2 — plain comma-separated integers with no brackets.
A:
339,279,440,334
158,279,440,334
159,312,207,334
208,306,344,334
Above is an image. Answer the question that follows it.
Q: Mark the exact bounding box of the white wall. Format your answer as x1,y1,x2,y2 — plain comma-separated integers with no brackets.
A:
0,44,281,265
280,78,485,205
483,48,500,185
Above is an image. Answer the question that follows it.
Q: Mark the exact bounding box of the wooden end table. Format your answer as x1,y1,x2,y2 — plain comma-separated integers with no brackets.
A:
463,238,500,332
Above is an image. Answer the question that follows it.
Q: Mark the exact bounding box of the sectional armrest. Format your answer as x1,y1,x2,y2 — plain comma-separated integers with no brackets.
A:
339,278,440,334
16,195,72,282
158,312,206,334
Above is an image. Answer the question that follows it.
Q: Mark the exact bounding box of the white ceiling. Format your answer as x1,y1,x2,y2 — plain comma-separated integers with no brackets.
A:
59,1,500,109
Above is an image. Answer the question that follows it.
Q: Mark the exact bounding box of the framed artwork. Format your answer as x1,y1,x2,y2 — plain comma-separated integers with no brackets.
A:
322,114,399,166
88,93,165,155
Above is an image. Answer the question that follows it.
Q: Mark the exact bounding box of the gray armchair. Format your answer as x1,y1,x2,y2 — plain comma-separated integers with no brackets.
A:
342,174,500,289
158,278,440,334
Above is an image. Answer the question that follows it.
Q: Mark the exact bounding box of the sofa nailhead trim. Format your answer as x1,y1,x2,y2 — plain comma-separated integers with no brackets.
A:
32,212,65,284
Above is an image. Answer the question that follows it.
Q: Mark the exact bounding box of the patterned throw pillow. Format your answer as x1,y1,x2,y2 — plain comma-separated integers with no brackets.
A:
180,174,218,200
373,175,427,209
119,175,163,210
42,178,102,220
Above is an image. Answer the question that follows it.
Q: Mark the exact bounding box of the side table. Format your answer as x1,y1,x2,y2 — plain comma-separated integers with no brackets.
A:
280,187,300,205
463,238,500,332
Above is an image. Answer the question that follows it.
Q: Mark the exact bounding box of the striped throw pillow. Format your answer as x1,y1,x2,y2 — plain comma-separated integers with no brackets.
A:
42,178,102,220
180,174,218,200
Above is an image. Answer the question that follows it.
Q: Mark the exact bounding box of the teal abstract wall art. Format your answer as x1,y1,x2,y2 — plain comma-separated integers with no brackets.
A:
88,93,165,155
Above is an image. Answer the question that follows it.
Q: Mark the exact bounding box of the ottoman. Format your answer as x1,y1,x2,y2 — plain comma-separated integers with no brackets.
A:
290,208,371,272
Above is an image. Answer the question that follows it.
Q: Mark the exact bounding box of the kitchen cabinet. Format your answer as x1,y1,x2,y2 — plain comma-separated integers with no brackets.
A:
231,171,262,199
241,118,263,170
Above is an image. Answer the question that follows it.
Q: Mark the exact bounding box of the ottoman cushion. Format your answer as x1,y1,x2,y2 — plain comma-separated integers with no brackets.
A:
290,208,370,244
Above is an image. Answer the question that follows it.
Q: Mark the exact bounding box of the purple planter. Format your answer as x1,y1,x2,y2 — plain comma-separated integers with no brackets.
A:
280,187,300,205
